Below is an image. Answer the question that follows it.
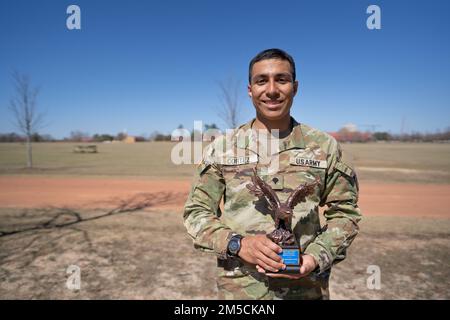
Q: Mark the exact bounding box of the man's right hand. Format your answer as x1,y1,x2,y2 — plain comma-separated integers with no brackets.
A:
238,234,285,273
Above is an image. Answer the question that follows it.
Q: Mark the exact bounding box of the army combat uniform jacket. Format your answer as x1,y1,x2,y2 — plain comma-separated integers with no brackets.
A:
184,118,362,299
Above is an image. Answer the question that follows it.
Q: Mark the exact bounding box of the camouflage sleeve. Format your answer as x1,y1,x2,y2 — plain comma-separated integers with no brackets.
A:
304,138,362,274
183,146,233,259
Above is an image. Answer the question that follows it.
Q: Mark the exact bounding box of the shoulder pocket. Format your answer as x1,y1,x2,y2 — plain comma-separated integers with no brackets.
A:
197,163,212,176
335,161,355,178
335,161,359,191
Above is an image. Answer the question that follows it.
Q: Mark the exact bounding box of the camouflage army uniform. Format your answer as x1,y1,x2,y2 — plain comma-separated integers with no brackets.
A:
183,117,362,300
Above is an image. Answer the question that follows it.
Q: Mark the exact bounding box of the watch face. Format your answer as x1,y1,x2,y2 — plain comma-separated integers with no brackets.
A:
229,240,239,252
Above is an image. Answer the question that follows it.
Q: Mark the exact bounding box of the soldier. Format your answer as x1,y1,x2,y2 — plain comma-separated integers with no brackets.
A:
183,48,362,299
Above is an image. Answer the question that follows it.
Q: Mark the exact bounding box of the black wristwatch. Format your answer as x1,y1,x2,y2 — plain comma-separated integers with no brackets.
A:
227,234,243,257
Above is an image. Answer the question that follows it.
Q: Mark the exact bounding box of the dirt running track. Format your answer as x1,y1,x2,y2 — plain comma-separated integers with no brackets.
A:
0,176,449,218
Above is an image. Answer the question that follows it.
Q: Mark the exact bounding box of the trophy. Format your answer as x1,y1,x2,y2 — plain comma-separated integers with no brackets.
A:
246,168,318,274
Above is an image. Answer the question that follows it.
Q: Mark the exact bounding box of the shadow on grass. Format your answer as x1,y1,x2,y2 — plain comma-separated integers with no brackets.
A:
0,191,180,237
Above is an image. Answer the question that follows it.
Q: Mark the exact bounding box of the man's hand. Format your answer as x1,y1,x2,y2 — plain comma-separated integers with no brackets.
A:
256,254,318,279
238,235,285,273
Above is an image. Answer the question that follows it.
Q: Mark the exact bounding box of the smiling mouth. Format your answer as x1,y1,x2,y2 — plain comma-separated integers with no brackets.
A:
263,100,284,108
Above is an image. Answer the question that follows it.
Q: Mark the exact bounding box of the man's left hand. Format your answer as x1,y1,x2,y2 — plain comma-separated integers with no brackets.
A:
256,254,318,279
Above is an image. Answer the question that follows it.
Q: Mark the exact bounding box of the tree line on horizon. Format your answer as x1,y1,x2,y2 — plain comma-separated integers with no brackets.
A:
0,123,221,143
1,127,449,143
329,127,450,143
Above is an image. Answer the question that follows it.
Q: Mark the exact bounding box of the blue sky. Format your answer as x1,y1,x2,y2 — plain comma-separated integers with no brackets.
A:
1,0,449,138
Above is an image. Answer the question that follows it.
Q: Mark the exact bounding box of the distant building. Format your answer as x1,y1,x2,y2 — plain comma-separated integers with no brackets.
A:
329,124,372,143
123,135,136,144
343,123,358,132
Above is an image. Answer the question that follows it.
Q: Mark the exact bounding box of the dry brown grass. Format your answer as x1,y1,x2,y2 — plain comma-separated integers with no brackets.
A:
1,206,448,299
1,141,449,183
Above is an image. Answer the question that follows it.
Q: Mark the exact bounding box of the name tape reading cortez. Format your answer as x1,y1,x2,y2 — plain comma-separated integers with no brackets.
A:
220,154,259,165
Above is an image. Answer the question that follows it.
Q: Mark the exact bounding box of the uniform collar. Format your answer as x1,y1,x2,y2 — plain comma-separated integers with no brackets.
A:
281,117,306,151
234,117,306,152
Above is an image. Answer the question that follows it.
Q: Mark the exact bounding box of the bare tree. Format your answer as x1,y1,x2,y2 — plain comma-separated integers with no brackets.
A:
216,77,241,129
9,72,46,168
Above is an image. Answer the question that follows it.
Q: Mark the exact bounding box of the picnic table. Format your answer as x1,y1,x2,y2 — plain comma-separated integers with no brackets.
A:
73,145,98,153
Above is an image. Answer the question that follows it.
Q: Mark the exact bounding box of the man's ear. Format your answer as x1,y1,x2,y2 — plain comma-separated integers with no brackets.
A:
293,80,299,96
247,83,253,98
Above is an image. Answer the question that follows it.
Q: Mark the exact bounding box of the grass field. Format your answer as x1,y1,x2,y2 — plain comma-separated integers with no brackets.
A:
0,142,195,179
0,206,448,299
344,142,450,184
1,141,449,183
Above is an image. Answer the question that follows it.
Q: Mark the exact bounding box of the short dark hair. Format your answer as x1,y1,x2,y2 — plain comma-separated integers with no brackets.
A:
248,48,296,83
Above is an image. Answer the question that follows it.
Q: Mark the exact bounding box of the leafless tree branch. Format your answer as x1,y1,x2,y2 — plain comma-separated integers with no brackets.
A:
8,71,46,168
216,76,241,129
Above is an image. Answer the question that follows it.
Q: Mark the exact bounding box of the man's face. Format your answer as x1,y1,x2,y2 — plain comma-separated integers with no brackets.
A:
248,58,298,122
